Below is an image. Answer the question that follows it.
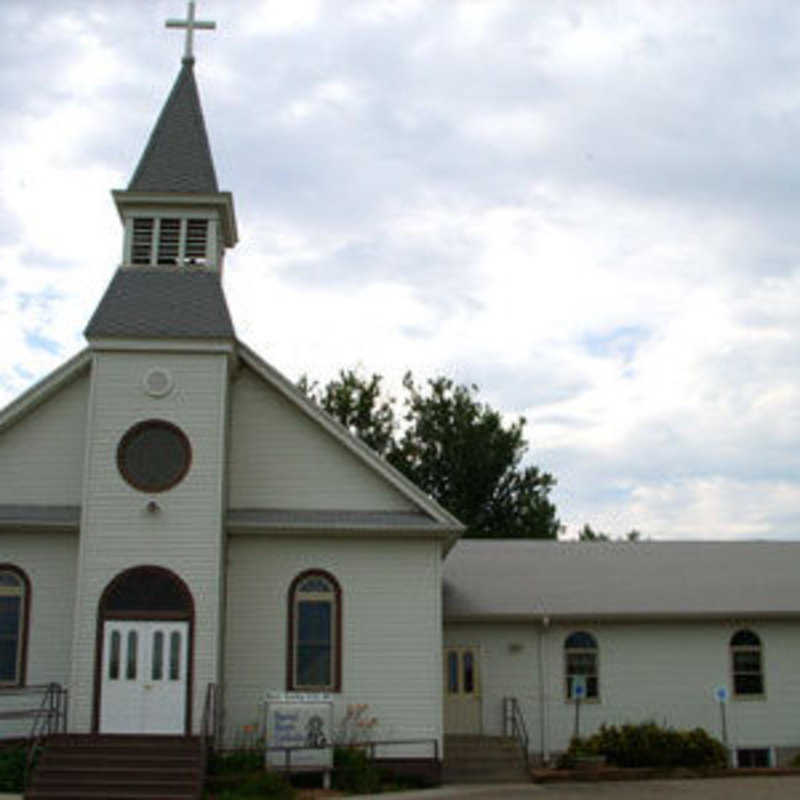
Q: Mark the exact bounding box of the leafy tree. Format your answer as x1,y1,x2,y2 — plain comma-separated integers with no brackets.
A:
578,524,643,542
299,369,560,539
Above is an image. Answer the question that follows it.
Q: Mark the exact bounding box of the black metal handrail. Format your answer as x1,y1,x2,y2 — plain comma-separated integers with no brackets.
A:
264,737,439,773
502,696,529,769
199,682,218,792
0,683,70,788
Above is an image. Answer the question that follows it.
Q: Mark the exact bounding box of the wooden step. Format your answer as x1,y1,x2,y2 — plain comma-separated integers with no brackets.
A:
26,734,203,800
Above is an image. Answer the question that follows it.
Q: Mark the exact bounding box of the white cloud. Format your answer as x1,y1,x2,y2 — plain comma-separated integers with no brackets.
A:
2,0,800,541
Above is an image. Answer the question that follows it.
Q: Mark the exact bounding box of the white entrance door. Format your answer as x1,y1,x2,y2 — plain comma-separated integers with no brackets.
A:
444,646,482,734
100,620,188,734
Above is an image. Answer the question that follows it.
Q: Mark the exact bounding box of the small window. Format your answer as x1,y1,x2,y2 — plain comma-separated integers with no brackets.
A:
565,631,599,700
0,566,28,686
288,570,340,691
443,647,479,697
109,631,121,680
169,631,181,681
126,631,138,680
446,651,459,694
737,748,770,767
731,629,764,697
152,631,164,681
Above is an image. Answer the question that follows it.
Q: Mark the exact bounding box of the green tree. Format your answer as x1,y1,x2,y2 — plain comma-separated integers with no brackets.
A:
578,524,643,542
300,369,560,539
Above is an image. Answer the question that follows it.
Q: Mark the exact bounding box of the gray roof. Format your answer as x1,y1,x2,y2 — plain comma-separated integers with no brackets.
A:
128,60,218,193
85,268,234,339
443,540,800,620
227,508,442,531
0,505,80,530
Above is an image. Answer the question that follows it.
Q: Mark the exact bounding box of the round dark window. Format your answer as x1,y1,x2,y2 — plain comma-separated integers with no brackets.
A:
117,420,191,493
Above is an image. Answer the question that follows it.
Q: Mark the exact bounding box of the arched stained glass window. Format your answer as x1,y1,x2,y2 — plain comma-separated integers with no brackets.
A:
288,570,341,692
0,566,28,686
730,629,764,697
564,631,599,700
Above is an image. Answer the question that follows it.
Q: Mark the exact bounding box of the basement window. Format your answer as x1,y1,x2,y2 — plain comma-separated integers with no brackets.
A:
736,748,770,767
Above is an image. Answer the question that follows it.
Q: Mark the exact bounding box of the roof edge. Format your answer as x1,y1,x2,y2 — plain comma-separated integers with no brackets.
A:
235,340,465,539
0,349,91,434
443,610,800,624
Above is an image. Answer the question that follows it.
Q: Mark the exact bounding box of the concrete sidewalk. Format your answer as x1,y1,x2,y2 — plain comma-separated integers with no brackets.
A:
357,775,800,799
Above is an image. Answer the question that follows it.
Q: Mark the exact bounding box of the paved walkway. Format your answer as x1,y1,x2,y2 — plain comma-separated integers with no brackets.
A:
358,775,800,799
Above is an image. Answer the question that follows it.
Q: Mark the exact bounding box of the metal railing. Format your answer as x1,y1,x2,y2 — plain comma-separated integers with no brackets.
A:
0,683,68,788
265,738,440,773
200,683,219,779
502,696,530,769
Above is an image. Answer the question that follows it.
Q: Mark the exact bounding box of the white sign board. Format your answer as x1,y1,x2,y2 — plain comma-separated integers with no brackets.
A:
572,676,587,699
264,693,334,771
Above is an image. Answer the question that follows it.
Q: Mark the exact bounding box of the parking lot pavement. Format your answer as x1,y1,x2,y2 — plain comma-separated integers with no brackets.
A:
357,775,800,799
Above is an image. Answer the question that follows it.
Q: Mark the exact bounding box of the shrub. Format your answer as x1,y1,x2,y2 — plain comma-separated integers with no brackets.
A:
333,746,381,793
214,770,295,799
0,745,26,792
208,749,264,775
566,722,727,769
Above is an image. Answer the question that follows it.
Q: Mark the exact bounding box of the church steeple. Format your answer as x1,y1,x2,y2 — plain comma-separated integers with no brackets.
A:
110,2,236,276
127,59,219,195
87,2,237,342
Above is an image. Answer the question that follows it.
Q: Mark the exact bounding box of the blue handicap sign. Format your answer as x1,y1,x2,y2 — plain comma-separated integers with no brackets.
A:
714,686,728,703
572,676,587,699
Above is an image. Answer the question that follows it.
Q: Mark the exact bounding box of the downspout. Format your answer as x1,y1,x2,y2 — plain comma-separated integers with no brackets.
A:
538,614,550,765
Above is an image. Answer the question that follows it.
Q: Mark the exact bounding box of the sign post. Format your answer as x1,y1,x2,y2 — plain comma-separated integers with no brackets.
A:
572,677,586,740
713,686,729,764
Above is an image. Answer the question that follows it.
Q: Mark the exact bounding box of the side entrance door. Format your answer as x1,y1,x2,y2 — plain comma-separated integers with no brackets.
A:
100,620,188,734
443,646,481,734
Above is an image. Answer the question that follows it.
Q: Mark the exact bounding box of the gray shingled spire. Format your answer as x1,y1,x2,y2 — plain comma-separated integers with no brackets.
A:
127,59,219,193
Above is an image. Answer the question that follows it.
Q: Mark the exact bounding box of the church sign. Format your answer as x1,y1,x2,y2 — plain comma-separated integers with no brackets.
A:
263,692,334,771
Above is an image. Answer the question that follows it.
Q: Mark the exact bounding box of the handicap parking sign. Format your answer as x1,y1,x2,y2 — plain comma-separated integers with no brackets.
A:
572,676,587,699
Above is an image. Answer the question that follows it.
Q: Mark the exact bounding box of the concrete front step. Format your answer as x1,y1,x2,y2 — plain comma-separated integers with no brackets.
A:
443,735,529,784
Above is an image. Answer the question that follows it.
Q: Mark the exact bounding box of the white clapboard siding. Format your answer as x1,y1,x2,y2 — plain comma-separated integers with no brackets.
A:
0,374,89,504
224,535,443,758
70,351,229,733
444,619,800,762
0,533,78,739
228,368,415,511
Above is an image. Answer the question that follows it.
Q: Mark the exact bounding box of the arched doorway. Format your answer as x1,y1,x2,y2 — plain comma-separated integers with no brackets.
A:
94,566,194,734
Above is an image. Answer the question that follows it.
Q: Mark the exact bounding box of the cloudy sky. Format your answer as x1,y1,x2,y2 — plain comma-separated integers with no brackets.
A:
1,0,799,540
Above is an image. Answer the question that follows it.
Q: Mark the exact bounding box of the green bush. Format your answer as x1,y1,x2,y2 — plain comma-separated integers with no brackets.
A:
0,745,26,792
333,746,381,793
566,722,727,769
213,770,295,799
208,749,264,775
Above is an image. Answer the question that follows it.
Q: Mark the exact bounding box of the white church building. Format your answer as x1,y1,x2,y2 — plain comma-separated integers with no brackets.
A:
2,6,800,776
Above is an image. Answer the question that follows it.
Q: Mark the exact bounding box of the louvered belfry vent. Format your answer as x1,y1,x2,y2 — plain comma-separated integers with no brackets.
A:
127,216,212,268
132,218,155,264
185,219,209,263
157,218,181,264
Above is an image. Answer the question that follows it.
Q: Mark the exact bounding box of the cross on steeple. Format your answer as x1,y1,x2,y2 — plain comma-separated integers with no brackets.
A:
166,1,216,63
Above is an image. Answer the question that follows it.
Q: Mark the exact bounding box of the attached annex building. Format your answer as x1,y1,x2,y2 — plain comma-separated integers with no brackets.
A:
2,28,799,771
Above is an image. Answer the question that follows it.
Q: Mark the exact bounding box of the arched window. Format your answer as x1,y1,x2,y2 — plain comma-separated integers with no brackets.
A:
0,565,29,686
730,629,763,696
287,570,341,692
564,631,598,700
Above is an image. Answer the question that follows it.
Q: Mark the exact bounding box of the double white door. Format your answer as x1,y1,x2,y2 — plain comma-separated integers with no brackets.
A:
100,620,188,734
